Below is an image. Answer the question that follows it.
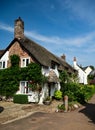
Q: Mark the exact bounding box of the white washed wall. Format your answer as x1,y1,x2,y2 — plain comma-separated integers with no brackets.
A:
73,60,87,84
0,51,9,68
0,51,9,60
85,67,92,76
41,66,59,77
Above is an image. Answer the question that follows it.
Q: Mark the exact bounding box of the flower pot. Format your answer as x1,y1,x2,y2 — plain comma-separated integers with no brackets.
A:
43,100,51,105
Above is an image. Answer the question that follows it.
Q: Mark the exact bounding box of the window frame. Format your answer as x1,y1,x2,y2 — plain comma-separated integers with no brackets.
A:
21,57,30,67
20,81,29,94
0,60,6,69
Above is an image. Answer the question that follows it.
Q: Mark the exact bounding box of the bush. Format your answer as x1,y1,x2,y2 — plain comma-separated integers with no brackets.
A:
61,82,95,104
58,104,65,111
64,90,76,102
54,90,62,100
79,84,95,102
13,94,28,104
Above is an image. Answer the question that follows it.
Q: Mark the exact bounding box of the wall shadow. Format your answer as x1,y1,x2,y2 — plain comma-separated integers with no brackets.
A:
0,106,4,113
79,103,95,124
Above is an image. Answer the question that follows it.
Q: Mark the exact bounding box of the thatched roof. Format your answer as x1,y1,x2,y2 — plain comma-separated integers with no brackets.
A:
47,70,60,83
0,37,76,74
19,37,59,67
56,57,76,74
0,50,5,57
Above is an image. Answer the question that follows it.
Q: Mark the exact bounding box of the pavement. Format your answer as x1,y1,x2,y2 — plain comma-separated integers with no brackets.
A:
0,95,95,130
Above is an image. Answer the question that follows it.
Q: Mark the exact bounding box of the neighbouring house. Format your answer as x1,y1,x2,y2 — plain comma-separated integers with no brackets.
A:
83,66,93,76
73,57,92,84
88,69,95,84
0,17,76,104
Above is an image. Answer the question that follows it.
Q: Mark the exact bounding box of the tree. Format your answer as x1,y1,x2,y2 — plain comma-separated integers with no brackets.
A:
59,70,69,83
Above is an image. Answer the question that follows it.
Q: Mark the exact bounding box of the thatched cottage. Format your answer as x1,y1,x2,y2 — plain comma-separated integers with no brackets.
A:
0,17,76,104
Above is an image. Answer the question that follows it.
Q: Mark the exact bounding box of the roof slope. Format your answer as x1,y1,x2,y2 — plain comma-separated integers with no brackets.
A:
0,37,75,73
19,37,75,73
0,50,5,57
19,37,59,67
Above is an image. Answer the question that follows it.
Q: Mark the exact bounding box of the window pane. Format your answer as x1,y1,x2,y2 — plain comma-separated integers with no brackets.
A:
22,59,25,67
0,62,2,68
20,82,25,93
26,82,29,93
26,59,29,66
3,61,5,68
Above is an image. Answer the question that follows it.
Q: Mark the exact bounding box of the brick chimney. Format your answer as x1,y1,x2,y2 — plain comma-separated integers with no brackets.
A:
73,57,76,61
14,17,24,39
61,54,66,61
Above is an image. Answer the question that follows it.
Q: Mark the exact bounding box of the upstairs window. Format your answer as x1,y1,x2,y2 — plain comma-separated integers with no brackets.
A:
21,58,30,67
0,61,6,69
51,61,56,69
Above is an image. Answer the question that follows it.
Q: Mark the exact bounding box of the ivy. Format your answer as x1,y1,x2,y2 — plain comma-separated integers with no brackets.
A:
0,55,44,98
10,54,20,67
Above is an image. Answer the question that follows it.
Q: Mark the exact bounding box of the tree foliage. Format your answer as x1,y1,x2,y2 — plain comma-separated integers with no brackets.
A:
0,67,20,98
59,70,95,104
59,70,69,83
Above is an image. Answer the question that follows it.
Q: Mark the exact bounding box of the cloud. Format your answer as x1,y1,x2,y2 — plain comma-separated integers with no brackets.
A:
1,21,95,48
25,30,95,47
63,0,95,25
0,23,13,32
0,20,95,66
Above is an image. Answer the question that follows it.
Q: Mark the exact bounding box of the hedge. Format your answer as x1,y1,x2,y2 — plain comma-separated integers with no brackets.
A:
13,94,28,104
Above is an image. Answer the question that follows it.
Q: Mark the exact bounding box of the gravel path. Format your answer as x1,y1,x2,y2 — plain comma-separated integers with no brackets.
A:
0,95,95,130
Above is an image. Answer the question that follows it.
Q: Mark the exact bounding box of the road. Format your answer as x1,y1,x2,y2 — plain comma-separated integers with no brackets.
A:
0,95,95,130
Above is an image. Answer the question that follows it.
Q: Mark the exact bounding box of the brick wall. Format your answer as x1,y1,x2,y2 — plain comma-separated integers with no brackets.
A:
8,41,35,67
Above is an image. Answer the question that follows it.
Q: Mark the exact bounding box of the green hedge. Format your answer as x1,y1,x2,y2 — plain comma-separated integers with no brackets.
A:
13,94,28,104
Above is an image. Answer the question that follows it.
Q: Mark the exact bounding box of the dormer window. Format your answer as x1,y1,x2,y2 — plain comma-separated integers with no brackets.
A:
51,61,57,69
21,57,30,67
51,62,55,69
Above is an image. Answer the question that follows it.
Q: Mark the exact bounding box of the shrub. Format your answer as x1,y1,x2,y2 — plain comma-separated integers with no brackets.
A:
64,90,76,102
54,90,62,100
61,82,95,104
79,84,95,102
58,104,65,111
13,94,28,104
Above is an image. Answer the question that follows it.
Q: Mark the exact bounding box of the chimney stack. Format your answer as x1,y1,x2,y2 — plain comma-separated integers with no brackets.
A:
73,57,76,61
61,54,66,61
14,17,24,39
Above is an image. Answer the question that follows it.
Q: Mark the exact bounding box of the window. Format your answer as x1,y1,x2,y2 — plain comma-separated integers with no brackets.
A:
21,58,30,67
20,81,29,94
0,61,6,69
51,62,55,69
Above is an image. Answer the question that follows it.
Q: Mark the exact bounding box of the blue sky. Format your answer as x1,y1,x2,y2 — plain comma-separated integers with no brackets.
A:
0,0,95,67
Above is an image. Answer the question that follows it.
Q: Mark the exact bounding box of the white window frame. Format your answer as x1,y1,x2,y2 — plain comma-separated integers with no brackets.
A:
20,81,29,94
21,57,30,67
0,60,6,69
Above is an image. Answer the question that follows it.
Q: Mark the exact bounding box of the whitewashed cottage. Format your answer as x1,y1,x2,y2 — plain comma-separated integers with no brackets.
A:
0,17,76,104
73,57,92,84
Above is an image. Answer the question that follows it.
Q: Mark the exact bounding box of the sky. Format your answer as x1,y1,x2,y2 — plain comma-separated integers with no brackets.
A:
0,0,95,67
